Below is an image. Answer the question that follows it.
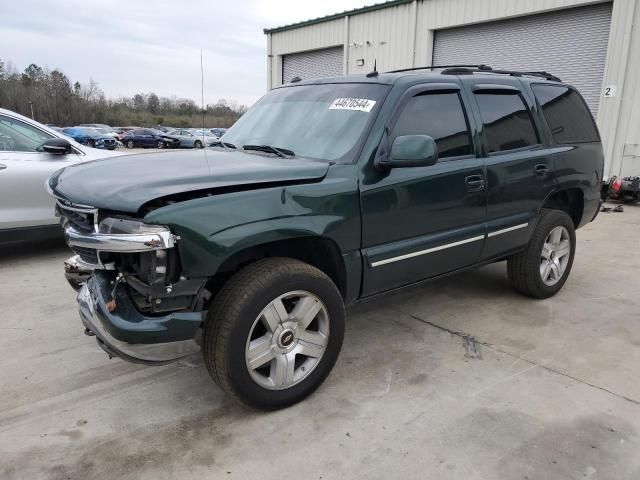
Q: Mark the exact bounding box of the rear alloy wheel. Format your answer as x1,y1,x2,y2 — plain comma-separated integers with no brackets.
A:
126,140,134,149
194,140,203,149
203,258,345,410
508,209,576,299
157,140,165,149
540,226,571,287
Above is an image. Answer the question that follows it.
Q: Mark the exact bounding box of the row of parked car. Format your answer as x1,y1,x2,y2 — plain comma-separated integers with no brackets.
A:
47,123,228,150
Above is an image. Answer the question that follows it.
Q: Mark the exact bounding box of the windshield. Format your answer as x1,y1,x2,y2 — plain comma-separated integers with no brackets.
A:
222,83,389,162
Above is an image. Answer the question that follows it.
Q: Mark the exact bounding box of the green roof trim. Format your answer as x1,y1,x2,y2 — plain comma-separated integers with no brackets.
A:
263,0,414,34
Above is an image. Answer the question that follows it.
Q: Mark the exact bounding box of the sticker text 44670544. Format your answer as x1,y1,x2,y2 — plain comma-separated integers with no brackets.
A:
329,98,377,112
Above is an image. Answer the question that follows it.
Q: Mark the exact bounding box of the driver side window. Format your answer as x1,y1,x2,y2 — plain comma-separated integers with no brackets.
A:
392,91,473,159
0,115,53,152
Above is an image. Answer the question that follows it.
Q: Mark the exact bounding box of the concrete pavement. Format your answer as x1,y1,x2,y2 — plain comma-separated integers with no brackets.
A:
1,205,639,480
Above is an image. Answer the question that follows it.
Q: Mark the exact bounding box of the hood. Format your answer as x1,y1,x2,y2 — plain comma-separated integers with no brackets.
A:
49,149,330,213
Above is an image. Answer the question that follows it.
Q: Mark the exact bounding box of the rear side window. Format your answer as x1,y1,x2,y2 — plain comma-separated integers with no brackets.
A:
474,92,539,154
392,92,472,158
531,84,599,143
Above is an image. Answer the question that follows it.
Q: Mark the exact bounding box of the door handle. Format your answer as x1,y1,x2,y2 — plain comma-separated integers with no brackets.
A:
465,175,485,192
534,164,550,176
0,163,7,171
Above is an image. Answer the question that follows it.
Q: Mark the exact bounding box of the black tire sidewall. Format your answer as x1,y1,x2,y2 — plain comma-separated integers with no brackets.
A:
528,210,576,297
218,268,344,409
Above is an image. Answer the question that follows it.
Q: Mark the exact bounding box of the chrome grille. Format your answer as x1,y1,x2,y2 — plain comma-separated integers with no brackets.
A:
56,200,98,234
71,246,99,264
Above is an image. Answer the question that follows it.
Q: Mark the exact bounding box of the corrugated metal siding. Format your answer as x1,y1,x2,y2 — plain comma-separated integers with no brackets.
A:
432,3,612,116
282,47,344,83
347,2,415,74
600,0,640,177
270,18,344,55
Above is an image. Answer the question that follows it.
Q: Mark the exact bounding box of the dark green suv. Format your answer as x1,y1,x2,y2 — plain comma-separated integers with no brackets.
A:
48,66,603,409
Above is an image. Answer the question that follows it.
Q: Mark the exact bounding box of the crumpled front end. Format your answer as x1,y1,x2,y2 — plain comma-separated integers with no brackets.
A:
56,198,208,364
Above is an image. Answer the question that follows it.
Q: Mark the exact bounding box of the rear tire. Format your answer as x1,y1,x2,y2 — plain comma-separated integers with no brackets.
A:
126,140,134,149
157,140,165,149
194,140,203,149
203,258,345,410
507,209,576,299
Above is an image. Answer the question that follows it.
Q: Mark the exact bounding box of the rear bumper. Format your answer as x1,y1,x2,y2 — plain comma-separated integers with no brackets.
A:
77,273,202,365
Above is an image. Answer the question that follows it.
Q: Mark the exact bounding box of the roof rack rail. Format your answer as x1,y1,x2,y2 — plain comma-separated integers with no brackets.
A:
440,66,561,82
386,64,493,74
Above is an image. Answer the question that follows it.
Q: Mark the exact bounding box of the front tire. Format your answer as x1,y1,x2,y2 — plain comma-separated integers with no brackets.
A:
126,140,134,149
157,140,165,149
194,140,203,149
507,209,576,299
203,258,345,410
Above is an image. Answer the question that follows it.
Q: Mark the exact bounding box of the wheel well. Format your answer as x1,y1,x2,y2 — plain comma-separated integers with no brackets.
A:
542,188,584,227
204,236,347,304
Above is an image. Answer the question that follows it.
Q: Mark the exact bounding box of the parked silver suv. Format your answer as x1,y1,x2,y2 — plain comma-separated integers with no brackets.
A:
0,108,122,243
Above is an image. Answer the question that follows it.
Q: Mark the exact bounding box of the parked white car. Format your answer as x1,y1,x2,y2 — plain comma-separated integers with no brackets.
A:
0,108,123,243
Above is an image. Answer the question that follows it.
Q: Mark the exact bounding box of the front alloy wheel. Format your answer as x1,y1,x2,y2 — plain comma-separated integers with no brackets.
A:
245,291,329,390
203,258,345,410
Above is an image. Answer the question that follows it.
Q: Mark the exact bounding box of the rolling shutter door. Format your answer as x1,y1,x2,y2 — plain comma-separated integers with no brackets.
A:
432,3,612,116
282,47,343,84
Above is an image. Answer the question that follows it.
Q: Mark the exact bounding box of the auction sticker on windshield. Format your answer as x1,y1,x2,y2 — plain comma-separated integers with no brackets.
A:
329,98,376,112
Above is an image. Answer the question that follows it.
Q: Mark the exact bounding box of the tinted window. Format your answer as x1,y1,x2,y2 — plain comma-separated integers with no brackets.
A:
531,84,599,143
392,92,472,158
0,115,53,152
475,92,539,153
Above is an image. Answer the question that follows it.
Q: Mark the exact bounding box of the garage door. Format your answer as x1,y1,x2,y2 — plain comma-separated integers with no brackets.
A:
433,3,612,116
282,46,343,84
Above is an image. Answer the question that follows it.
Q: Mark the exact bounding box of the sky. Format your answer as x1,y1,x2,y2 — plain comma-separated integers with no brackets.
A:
0,0,370,107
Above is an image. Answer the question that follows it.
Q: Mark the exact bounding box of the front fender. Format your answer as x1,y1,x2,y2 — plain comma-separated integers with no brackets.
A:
143,165,360,277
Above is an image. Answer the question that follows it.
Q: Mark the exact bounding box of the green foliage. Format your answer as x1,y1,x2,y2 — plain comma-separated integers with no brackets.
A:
0,59,248,128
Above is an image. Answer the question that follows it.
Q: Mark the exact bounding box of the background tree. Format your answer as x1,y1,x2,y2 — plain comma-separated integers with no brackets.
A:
0,58,247,128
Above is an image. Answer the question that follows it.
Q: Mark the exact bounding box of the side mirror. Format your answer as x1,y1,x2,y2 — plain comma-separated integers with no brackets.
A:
42,138,72,155
387,135,438,168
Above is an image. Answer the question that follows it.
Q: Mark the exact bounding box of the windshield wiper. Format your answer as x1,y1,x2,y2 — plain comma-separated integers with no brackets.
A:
210,141,236,150
242,144,295,158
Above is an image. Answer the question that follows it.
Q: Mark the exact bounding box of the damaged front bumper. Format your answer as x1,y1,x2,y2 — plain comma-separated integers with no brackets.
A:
64,255,94,291
78,272,203,364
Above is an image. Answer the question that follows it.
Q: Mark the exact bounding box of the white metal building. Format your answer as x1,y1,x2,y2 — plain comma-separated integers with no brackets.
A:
264,0,640,179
